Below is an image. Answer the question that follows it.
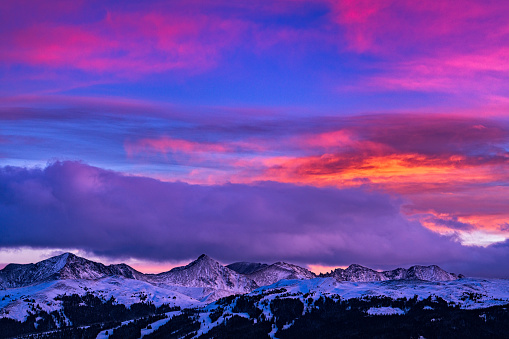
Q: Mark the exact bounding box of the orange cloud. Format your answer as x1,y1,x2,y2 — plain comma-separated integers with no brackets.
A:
257,153,504,189
122,114,509,246
251,151,509,243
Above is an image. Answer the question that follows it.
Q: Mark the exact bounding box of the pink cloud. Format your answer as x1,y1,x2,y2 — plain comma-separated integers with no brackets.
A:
0,1,328,79
0,5,249,77
328,0,509,94
350,49,509,93
329,0,509,53
2,0,509,95
126,137,230,156
124,136,271,170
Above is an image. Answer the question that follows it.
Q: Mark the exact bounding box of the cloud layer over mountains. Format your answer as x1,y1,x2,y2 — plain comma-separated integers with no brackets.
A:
1,161,508,277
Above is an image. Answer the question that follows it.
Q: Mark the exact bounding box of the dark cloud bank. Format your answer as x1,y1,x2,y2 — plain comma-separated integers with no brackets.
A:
1,161,508,278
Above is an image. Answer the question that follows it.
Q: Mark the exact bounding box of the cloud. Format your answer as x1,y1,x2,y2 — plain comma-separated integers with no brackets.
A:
252,114,509,193
0,12,234,76
1,103,509,248
246,115,509,236
125,137,230,157
124,136,267,159
327,0,509,96
329,0,509,54
2,161,509,277
0,0,329,79
3,0,509,101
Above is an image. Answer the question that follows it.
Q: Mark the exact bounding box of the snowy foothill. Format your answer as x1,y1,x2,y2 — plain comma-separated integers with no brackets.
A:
251,277,509,310
0,277,201,321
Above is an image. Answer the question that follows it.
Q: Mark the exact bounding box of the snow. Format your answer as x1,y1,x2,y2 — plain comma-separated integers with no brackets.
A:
247,262,315,287
95,320,133,339
321,264,460,282
194,310,215,337
139,311,181,338
0,277,202,321
1,274,509,339
367,307,405,315
281,320,295,329
268,324,278,339
2,274,509,324
96,327,114,339
148,254,257,299
2,252,509,331
253,277,509,310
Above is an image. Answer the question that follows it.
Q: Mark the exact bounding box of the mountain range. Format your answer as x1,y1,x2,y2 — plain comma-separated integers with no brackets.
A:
4,252,509,338
0,252,462,292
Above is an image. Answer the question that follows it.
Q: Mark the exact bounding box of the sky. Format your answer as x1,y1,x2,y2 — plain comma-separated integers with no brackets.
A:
1,0,509,277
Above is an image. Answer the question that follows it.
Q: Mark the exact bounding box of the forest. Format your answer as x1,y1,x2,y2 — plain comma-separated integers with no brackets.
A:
1,292,508,338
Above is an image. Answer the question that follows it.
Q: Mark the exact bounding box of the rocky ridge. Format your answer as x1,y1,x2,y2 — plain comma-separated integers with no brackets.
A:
148,254,258,293
0,253,463,293
319,264,463,282
0,253,144,289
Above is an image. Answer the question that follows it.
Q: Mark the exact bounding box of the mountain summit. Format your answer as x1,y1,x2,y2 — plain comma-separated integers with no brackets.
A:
245,261,316,286
0,253,143,289
320,264,462,282
150,254,258,293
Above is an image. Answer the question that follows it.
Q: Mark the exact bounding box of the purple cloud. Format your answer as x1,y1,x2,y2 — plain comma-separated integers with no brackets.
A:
1,161,509,277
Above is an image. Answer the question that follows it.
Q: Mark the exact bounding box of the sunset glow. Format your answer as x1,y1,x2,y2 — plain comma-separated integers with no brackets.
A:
1,0,509,277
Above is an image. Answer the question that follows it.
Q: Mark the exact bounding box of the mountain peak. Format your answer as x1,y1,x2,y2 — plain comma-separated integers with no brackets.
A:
245,261,316,286
321,264,461,282
55,252,89,266
153,255,258,296
55,252,78,258
405,264,460,281
196,254,213,261
166,254,225,275
173,254,219,272
0,252,143,288
346,264,370,270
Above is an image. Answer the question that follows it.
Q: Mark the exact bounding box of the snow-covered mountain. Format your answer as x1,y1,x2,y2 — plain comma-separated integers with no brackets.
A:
253,277,509,310
184,277,509,338
321,264,385,282
0,253,144,289
227,262,269,275
403,265,463,281
0,253,462,293
228,260,317,286
245,261,316,286
149,254,258,293
320,264,462,282
2,275,508,337
1,251,501,332
0,253,463,294
0,253,261,304
2,253,508,338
